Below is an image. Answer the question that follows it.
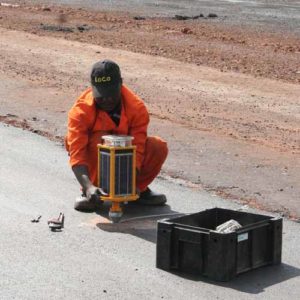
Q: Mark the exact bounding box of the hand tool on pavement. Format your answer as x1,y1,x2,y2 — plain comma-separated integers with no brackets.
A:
97,135,138,223
48,212,65,231
31,215,42,223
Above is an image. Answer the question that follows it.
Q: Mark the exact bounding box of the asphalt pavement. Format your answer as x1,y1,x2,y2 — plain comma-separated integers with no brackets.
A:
0,123,299,299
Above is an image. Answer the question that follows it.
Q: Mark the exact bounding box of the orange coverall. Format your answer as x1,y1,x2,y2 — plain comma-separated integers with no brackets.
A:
66,85,168,192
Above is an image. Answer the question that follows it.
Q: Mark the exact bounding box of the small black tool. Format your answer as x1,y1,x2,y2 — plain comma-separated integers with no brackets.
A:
31,215,42,223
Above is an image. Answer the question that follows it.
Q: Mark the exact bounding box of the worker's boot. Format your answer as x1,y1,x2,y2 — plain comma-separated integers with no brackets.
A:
74,194,103,212
133,188,167,206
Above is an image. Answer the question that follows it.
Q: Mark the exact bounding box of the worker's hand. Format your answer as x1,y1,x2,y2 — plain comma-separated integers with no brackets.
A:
86,185,107,202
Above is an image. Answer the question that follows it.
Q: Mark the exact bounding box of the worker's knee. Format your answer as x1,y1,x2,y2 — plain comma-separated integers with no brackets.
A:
146,136,168,162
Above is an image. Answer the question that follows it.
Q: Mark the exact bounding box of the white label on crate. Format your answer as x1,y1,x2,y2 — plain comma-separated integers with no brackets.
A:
238,232,248,242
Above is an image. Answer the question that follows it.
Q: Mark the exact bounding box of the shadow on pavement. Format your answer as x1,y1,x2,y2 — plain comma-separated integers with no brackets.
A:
96,203,183,243
171,263,300,294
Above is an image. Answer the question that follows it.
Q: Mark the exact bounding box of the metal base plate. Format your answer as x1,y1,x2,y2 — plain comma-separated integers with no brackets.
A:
109,211,123,223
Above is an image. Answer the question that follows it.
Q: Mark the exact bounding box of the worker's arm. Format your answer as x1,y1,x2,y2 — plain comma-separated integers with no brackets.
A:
72,165,106,201
67,97,105,201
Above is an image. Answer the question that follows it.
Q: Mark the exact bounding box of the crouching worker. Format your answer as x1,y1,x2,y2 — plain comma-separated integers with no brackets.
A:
65,59,168,212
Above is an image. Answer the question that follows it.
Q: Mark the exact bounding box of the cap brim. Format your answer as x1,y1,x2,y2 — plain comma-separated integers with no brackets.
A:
92,84,121,98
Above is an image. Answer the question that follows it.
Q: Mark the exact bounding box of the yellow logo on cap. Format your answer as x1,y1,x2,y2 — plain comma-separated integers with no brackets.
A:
95,76,111,83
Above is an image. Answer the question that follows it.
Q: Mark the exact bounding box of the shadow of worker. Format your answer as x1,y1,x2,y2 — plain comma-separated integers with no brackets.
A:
96,203,184,243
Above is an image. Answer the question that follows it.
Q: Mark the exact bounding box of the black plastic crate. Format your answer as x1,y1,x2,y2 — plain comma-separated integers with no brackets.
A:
156,208,282,281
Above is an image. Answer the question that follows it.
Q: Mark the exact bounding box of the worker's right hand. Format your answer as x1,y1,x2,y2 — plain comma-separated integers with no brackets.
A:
86,185,107,202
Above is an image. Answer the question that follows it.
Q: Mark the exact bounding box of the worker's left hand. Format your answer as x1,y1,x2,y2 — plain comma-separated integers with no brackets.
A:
86,185,107,202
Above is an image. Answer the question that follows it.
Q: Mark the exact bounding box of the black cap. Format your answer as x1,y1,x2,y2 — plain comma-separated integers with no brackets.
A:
90,60,122,98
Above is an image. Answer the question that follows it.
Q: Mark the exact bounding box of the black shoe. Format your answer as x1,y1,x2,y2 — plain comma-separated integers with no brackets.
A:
133,188,167,206
74,195,103,212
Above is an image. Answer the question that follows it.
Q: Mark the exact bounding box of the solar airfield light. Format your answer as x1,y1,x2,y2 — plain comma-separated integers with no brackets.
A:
97,135,138,223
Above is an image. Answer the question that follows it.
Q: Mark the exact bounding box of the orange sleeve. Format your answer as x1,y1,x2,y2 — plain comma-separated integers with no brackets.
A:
67,92,95,167
129,100,149,170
